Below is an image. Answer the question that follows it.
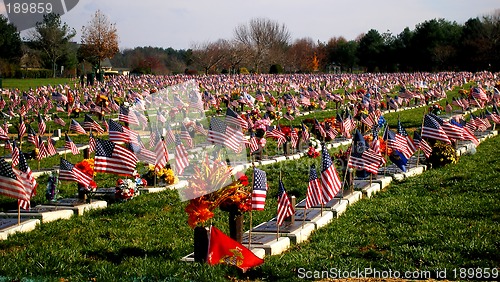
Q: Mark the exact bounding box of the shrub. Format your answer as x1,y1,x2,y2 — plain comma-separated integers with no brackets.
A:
269,64,283,74
239,67,250,74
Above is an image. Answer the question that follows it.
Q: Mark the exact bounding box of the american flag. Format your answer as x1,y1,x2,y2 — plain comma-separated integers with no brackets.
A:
0,158,29,201
89,133,96,153
69,119,87,135
15,165,37,210
18,115,26,139
225,107,248,129
59,158,93,187
305,164,322,209
207,117,243,153
174,134,189,175
46,137,58,156
194,121,208,136
10,141,20,167
314,119,326,138
428,113,463,141
154,137,168,171
277,179,294,226
486,109,500,124
157,109,167,123
267,125,286,148
181,124,193,148
13,152,38,210
321,145,342,203
397,121,417,159
165,124,176,146
119,105,140,126
94,138,138,176
102,119,108,132
149,127,160,149
134,110,148,128
0,127,7,140
471,87,488,101
53,114,66,127
18,151,37,196
37,113,46,135
421,114,451,144
325,123,338,140
348,130,383,175
108,119,139,144
383,126,407,155
413,131,432,158
83,114,104,134
284,112,295,121
301,122,310,142
452,97,465,110
128,142,156,164
251,168,267,211
290,127,299,148
188,91,204,112
65,134,80,155
450,119,479,146
36,136,48,160
247,130,259,153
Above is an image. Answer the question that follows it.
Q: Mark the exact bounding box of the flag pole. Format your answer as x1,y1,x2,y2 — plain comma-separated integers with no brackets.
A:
277,170,282,241
17,201,21,225
416,108,427,168
248,163,255,249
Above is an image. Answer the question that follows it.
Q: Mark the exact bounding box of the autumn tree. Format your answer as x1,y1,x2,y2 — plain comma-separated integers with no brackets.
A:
29,13,76,77
79,10,119,72
234,18,290,73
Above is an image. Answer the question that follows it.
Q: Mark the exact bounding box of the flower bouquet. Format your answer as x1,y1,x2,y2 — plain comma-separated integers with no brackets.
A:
75,159,97,202
307,146,320,158
115,176,145,201
184,156,251,229
141,164,178,187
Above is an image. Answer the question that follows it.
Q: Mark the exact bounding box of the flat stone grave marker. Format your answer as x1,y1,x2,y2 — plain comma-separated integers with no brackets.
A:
296,197,342,209
5,207,73,223
252,220,304,234
0,218,30,230
241,233,290,255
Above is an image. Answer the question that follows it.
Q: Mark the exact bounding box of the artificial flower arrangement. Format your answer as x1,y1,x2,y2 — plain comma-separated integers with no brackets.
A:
184,155,252,229
75,158,97,194
141,164,178,186
307,146,320,158
115,175,146,201
429,104,444,115
428,141,458,168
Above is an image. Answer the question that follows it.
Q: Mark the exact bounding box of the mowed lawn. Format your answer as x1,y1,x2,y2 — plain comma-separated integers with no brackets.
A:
0,135,499,281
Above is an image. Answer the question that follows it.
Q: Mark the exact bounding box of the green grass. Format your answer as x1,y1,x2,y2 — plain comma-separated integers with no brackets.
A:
1,78,75,91
0,135,498,281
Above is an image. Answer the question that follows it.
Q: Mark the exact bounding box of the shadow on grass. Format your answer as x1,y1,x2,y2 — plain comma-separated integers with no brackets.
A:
85,246,176,264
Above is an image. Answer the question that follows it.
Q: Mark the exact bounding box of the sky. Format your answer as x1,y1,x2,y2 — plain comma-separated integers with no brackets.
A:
1,0,499,50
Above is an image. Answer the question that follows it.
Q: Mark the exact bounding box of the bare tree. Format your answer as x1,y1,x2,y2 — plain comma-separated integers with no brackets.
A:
218,41,251,74
234,18,290,73
80,10,119,72
191,39,229,75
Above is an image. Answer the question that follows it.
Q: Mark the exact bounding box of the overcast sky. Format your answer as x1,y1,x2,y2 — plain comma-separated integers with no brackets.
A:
1,0,498,50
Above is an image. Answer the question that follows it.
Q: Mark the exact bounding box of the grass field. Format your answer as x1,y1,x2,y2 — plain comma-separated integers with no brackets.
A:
1,78,496,281
1,78,76,91
0,134,498,281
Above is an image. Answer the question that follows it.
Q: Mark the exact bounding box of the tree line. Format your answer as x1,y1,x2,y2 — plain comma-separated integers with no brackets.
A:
1,10,499,78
